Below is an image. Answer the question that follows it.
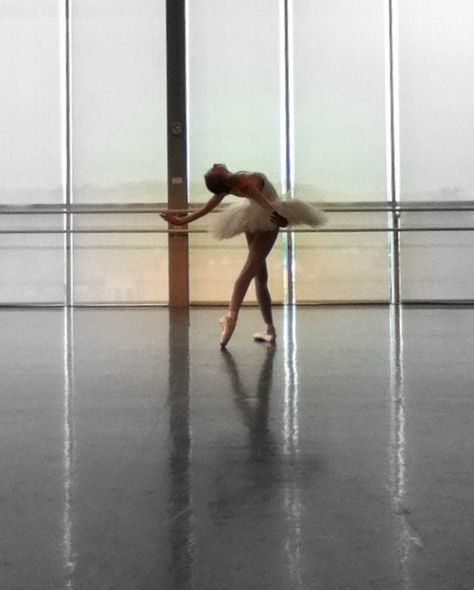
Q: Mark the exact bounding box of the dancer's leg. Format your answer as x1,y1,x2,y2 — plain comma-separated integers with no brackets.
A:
245,233,274,327
220,231,278,347
254,261,274,327
229,231,278,313
246,233,278,343
247,235,276,343
252,260,277,343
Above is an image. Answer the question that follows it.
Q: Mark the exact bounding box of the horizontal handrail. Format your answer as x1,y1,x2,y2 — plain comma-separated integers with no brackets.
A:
1,226,474,235
0,200,473,215
1,201,473,233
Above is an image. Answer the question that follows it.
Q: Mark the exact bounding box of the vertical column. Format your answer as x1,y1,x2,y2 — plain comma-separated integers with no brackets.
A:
386,0,401,304
281,0,295,305
167,0,189,307
62,0,73,307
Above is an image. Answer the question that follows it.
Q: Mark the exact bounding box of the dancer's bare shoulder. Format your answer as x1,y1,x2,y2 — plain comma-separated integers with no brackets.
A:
234,172,264,195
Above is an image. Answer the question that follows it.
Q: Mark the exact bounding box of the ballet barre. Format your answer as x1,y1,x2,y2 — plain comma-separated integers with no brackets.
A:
1,202,473,234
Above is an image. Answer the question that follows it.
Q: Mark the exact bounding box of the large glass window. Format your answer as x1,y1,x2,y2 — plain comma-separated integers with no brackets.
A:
398,0,474,202
187,0,284,304
70,0,168,304
293,0,387,202
0,1,65,304
1,1,473,305
71,0,167,203
293,0,390,302
398,0,474,301
72,214,168,304
295,212,390,303
400,213,474,301
0,1,64,204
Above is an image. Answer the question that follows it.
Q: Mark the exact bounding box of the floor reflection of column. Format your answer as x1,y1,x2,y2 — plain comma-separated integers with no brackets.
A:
168,309,194,590
282,305,302,586
63,307,76,589
389,305,422,590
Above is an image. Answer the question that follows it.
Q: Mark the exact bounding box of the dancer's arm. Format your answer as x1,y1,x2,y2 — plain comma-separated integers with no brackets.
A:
160,193,226,225
245,183,289,228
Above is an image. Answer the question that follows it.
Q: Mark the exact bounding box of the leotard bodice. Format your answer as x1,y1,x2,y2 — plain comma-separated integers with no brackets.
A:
230,172,280,203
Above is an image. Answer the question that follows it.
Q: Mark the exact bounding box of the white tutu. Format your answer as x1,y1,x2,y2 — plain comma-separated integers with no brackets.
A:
210,198,327,240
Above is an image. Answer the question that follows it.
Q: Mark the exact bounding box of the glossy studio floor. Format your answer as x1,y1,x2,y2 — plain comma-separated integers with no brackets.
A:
1,305,473,590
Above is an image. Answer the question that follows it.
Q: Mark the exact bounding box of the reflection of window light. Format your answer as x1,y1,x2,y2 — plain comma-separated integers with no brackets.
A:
283,305,299,458
389,306,422,588
282,305,302,584
63,308,76,587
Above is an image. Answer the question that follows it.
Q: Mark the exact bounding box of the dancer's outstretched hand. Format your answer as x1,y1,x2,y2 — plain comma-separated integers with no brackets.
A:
160,211,186,225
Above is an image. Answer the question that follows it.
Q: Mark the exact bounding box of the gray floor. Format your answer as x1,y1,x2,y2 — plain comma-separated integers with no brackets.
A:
1,306,473,590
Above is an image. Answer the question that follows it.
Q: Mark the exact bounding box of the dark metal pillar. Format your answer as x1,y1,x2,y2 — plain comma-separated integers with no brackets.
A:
167,0,189,307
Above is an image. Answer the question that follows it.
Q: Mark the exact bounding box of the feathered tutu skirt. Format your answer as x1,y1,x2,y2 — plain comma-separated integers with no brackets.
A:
210,199,327,240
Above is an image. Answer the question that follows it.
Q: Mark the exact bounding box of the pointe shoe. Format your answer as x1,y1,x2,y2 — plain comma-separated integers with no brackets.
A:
219,312,237,348
253,326,276,344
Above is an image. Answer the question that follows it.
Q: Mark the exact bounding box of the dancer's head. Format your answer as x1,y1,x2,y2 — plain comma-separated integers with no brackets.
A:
204,163,232,194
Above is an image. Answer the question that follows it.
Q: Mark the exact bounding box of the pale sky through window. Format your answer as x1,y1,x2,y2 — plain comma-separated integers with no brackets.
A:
0,0,473,202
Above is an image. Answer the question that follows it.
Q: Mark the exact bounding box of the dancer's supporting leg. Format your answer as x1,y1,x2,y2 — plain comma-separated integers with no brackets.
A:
248,235,277,343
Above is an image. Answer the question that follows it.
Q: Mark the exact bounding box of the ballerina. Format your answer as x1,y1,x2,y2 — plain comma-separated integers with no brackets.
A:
160,163,326,347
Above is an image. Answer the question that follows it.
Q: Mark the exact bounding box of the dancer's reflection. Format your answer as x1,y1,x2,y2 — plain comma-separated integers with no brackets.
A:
389,305,421,588
219,343,303,586
221,346,278,464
